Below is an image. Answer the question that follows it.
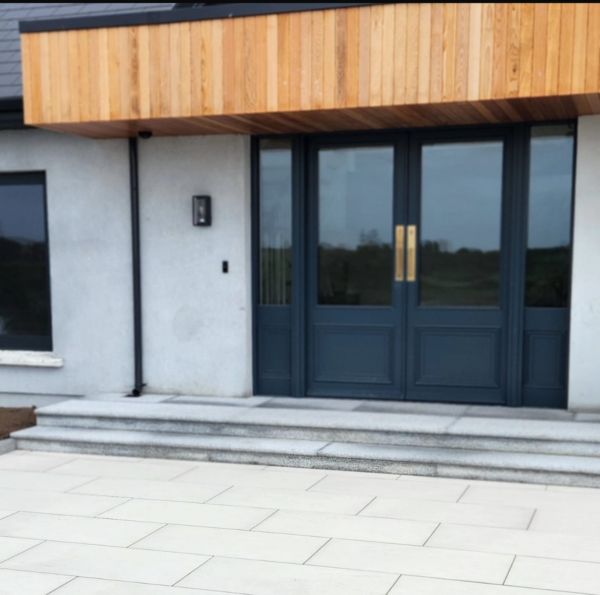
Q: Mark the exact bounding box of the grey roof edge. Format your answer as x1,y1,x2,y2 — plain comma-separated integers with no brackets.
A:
20,3,381,33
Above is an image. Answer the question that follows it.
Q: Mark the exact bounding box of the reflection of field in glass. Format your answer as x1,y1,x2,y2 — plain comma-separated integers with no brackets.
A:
319,243,393,306
261,243,570,310
420,243,500,307
0,237,50,336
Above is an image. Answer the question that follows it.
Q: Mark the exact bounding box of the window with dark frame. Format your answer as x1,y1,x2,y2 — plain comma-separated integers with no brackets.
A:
0,173,52,351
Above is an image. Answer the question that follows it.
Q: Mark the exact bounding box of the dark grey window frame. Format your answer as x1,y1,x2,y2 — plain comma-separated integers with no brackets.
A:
0,172,53,352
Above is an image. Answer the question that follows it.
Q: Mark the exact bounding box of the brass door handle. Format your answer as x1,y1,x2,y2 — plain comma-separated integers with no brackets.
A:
407,225,417,282
395,225,405,282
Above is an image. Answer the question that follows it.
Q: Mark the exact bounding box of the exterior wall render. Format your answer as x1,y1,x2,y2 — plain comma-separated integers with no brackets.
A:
0,129,132,395
0,130,253,398
568,115,600,411
138,135,253,397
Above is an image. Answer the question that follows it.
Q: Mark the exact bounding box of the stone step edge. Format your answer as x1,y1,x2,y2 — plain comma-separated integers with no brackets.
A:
35,413,600,455
12,425,600,477
13,434,600,489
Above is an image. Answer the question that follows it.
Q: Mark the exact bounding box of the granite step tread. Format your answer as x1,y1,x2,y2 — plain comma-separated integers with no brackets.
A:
35,400,600,444
11,426,329,456
12,426,600,475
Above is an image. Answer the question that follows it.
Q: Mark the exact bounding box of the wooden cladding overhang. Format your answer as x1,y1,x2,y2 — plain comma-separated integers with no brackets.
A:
20,3,600,138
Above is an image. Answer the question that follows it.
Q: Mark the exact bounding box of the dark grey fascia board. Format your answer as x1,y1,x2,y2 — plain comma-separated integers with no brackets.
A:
20,3,383,33
0,98,25,130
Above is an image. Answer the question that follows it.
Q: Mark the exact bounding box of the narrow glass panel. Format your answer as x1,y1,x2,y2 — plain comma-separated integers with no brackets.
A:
318,146,394,306
526,124,575,308
259,139,292,305
420,141,504,307
0,175,51,339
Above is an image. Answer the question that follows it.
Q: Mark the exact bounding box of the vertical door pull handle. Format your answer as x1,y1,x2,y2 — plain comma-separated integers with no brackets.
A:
407,225,417,282
395,225,405,282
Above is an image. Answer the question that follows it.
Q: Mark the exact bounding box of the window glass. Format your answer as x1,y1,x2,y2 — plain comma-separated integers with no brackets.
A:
0,173,51,349
526,124,575,308
318,146,394,306
420,141,504,307
259,139,292,305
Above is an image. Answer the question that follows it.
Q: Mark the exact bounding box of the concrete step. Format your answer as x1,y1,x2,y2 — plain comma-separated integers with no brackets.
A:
33,400,600,457
12,425,600,488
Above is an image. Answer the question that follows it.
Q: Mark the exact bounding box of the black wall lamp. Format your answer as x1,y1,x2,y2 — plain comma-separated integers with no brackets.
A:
193,195,212,226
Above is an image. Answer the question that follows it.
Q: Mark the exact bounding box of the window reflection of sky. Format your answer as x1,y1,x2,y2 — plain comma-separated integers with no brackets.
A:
0,185,46,243
319,146,394,250
422,142,503,253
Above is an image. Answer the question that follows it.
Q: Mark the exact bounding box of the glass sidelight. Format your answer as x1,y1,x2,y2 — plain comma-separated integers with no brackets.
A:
258,139,293,305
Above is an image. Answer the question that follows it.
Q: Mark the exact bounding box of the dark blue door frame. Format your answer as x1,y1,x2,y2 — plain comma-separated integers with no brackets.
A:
253,122,576,408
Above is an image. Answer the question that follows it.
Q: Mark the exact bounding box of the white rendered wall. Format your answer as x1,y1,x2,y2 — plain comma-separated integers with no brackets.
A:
569,115,600,411
0,129,133,396
138,135,252,397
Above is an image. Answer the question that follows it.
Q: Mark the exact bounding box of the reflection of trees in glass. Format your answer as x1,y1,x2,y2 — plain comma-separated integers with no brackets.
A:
260,243,292,306
526,246,570,308
0,237,50,336
420,242,500,307
319,229,392,306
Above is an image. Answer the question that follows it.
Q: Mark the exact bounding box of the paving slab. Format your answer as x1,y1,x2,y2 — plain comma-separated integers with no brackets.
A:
361,497,534,529
253,509,437,545
2,541,209,587
52,577,234,595
209,485,373,515
506,556,600,594
0,568,73,595
0,512,163,547
427,522,600,563
178,557,398,595
0,488,127,517
133,524,327,563
307,538,514,584
390,576,577,595
72,477,231,504
100,498,275,530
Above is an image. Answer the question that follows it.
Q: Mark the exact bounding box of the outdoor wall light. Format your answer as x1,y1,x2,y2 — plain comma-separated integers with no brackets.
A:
193,195,212,226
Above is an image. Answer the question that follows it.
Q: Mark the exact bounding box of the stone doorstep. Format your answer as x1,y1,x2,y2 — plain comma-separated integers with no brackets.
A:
33,399,600,444
12,426,600,477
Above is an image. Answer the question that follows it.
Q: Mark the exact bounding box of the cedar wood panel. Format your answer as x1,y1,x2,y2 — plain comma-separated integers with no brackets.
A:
20,3,600,137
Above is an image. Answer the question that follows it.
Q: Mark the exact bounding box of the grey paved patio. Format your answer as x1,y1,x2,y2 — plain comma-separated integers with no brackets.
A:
0,450,598,594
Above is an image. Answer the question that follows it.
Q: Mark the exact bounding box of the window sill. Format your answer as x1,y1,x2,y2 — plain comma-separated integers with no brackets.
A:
0,351,64,368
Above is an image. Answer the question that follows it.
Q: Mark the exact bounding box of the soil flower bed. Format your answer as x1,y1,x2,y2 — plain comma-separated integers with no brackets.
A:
0,407,36,440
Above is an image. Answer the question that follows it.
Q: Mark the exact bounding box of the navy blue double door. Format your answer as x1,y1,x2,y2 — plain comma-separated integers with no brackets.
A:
256,123,575,408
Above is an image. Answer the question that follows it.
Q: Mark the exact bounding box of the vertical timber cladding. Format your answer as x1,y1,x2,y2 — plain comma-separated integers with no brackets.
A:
20,3,600,136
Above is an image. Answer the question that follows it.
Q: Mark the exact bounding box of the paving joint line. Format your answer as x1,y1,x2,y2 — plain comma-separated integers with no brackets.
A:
126,523,167,549
45,575,77,594
526,509,537,530
248,509,279,531
171,554,214,588
0,537,47,566
301,537,332,565
203,485,234,504
93,497,133,519
384,574,402,595
421,522,441,547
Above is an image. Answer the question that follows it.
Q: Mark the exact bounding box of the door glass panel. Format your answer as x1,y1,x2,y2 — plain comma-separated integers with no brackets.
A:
318,146,394,306
526,124,575,308
259,139,292,305
420,141,504,307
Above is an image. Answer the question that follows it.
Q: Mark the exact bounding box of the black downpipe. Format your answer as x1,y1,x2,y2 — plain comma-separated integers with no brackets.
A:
128,137,144,397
